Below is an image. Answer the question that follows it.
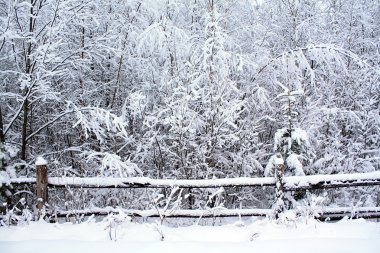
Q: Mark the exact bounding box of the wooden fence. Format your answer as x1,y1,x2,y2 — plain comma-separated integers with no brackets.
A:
4,161,380,220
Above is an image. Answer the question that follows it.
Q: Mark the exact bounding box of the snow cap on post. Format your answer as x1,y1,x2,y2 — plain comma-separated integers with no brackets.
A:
273,156,284,165
35,156,47,166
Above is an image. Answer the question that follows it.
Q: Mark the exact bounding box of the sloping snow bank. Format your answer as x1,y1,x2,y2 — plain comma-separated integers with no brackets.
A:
0,218,378,253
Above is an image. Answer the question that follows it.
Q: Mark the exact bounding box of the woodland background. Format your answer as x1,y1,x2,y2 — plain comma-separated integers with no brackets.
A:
0,0,379,211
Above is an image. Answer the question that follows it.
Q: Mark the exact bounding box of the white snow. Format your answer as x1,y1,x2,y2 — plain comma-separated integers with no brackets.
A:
2,171,380,189
291,128,309,146
46,176,276,188
0,171,11,187
35,156,47,166
46,171,380,188
286,154,305,176
0,218,378,253
273,157,284,165
86,152,142,177
284,171,380,188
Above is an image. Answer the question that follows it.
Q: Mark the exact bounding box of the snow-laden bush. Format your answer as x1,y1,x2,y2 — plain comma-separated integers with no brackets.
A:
1,198,33,226
103,210,132,241
86,152,142,177
296,192,327,222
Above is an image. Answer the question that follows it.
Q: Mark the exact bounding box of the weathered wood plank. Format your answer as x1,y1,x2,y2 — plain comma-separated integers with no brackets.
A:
36,163,48,210
52,206,380,220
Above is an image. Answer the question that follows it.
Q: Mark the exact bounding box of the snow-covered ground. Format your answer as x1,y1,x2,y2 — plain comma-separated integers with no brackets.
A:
0,217,379,253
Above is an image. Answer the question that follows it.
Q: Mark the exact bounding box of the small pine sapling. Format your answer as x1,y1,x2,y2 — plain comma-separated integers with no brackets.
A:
265,88,309,178
266,86,310,210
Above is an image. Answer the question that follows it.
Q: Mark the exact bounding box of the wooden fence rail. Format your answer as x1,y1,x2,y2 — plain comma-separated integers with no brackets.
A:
52,206,380,220
2,161,380,220
7,170,380,190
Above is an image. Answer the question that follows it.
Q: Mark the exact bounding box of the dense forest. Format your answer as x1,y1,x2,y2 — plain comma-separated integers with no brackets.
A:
0,0,379,212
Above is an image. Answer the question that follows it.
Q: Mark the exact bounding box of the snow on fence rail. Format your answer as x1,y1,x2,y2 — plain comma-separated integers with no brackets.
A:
4,171,380,190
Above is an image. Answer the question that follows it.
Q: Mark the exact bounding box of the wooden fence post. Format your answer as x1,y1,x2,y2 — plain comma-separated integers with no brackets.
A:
274,157,285,219
36,156,48,211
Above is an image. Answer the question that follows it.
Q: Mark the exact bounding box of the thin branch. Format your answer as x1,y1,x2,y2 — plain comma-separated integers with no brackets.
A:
26,108,92,142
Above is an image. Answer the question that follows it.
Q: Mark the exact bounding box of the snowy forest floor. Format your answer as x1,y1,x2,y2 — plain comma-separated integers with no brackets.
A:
0,217,379,253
